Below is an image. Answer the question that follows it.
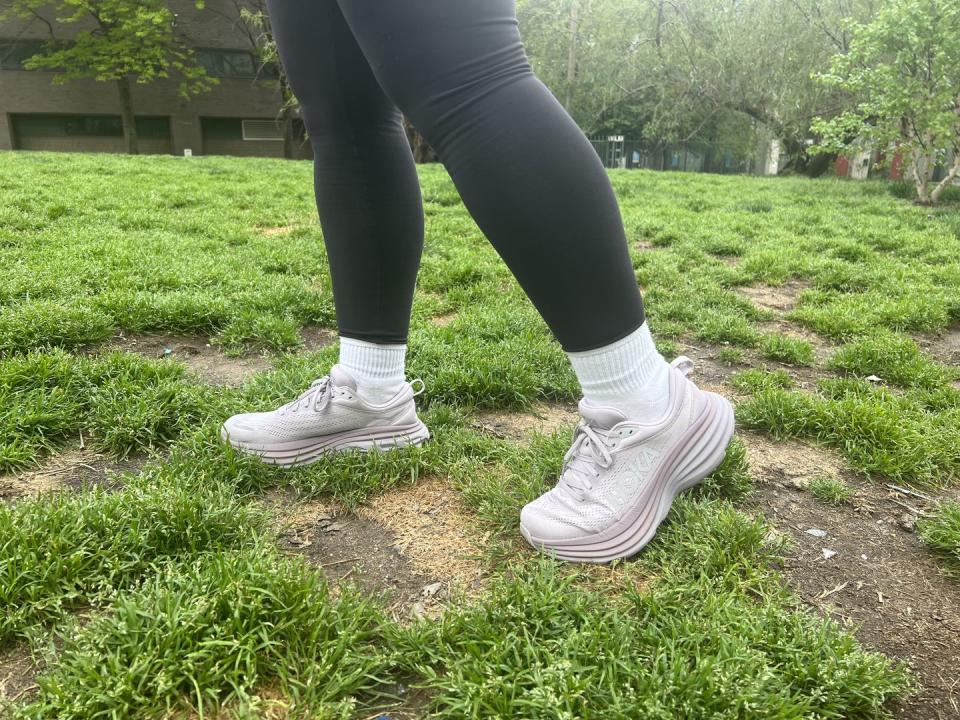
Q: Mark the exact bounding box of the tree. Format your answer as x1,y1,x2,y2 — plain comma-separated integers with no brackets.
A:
229,0,299,159
0,0,214,154
811,0,960,204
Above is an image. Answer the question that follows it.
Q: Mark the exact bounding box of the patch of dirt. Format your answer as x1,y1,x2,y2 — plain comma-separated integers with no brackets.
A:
918,323,960,388
737,280,810,312
262,489,450,621
0,645,38,704
680,336,835,395
751,467,960,718
358,476,488,596
299,324,336,352
431,312,458,327
0,448,141,501
104,333,272,386
260,225,297,237
740,431,846,489
472,402,579,443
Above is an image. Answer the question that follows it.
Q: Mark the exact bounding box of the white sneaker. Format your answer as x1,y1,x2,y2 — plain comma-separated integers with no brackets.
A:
220,365,430,467
520,357,735,563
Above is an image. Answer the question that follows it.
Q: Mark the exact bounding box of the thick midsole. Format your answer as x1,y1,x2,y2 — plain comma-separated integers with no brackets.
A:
522,393,735,563
224,420,430,468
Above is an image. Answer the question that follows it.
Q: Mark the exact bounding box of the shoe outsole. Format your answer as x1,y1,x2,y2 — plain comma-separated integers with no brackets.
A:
520,392,735,564
221,420,431,468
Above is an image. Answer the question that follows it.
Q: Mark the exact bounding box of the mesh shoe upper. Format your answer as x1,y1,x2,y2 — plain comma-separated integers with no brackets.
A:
520,358,707,542
221,364,420,446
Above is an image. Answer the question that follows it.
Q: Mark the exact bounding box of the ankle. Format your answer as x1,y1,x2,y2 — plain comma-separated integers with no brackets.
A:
568,323,671,424
338,337,406,404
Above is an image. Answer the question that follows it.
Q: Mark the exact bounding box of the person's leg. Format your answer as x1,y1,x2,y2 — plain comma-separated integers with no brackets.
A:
220,1,434,464
333,0,670,420
266,0,424,402
334,0,734,562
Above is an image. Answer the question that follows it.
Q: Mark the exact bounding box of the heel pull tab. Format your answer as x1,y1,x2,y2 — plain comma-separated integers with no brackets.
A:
670,355,695,377
410,378,426,397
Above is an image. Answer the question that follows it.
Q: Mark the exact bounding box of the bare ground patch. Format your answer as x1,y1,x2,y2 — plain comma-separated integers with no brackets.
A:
740,431,846,489
472,402,579,442
299,324,336,352
918,323,960,387
262,487,467,622
431,311,458,327
749,454,960,719
358,475,488,596
259,225,298,237
103,333,272,386
737,280,810,312
0,448,142,501
0,644,38,705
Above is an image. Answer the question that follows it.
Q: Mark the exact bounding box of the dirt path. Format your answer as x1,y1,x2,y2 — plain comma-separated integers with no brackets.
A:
746,441,960,719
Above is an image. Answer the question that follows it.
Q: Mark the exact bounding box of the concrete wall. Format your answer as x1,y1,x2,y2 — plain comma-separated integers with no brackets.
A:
0,0,301,157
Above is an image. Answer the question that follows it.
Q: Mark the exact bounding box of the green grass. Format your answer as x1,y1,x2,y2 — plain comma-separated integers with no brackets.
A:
736,379,960,485
4,151,955,717
809,475,855,506
828,331,958,389
918,501,960,576
0,477,265,644
759,334,815,365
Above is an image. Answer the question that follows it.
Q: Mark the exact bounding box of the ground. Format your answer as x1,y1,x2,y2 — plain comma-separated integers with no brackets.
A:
1,152,959,718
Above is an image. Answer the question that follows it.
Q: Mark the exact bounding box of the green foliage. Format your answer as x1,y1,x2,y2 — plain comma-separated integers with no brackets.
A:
737,380,960,485
809,475,855,505
14,548,396,720
0,479,264,643
3,0,212,97
812,0,960,203
0,154,945,717
828,331,957,389
0,350,226,470
730,368,795,393
918,501,960,575
759,334,816,365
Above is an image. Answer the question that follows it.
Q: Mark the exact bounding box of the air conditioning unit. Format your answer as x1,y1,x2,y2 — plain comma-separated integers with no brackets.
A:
242,119,284,142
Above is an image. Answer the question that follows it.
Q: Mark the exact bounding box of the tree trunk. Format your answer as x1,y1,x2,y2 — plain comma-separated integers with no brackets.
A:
280,109,295,160
911,147,934,205
564,0,579,112
116,76,139,155
930,152,960,204
403,117,434,163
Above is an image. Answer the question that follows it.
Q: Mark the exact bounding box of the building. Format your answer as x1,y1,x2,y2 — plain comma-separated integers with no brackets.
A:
0,0,310,158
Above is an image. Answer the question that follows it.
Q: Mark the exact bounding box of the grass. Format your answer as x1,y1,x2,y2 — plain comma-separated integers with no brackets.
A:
809,475,855,506
3,151,956,716
918,501,960,576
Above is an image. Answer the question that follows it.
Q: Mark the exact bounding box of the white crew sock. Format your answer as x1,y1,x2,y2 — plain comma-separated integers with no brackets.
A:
567,322,671,423
338,337,407,405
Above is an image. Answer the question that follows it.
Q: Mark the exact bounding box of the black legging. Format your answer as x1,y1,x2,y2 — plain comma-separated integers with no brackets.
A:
266,0,645,352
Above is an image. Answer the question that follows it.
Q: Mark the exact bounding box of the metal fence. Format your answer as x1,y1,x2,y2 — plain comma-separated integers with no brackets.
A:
588,136,765,175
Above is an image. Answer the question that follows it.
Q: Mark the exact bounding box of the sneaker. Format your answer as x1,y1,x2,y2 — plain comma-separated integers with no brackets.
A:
519,356,734,563
220,364,430,468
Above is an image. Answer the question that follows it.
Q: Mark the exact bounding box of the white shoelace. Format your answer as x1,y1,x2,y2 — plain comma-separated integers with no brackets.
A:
556,423,616,501
280,377,335,414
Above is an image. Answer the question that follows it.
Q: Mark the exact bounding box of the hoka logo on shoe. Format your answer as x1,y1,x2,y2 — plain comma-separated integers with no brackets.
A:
608,448,658,508
629,448,658,475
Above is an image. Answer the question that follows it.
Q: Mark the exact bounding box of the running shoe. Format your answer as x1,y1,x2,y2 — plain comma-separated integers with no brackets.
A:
520,356,734,563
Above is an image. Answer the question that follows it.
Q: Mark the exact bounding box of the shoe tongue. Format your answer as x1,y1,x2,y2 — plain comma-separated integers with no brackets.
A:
578,399,627,430
328,364,358,390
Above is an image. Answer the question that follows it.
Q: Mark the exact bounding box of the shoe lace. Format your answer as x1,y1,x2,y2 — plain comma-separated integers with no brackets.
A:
280,376,334,415
556,422,615,501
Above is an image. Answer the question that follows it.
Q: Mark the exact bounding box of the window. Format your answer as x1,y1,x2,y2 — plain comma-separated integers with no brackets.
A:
242,119,284,141
196,48,259,78
12,114,170,139
0,38,56,70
